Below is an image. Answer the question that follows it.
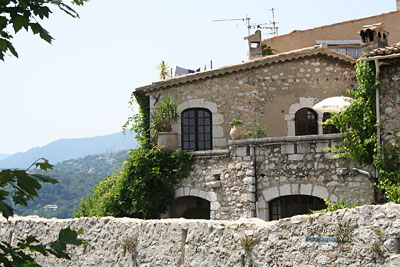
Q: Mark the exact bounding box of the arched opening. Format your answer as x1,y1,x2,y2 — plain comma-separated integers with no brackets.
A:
322,112,339,134
170,196,210,219
295,108,318,136
269,195,326,221
181,108,212,151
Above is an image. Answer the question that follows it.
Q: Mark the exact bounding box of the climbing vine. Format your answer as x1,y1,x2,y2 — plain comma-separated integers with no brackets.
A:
327,60,400,202
76,92,194,218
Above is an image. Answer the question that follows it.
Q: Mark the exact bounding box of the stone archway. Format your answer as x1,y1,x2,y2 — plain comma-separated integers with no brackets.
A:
256,183,338,221
172,187,220,219
169,196,210,219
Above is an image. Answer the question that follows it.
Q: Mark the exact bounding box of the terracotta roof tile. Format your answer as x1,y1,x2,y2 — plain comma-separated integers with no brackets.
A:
265,11,400,42
135,46,355,93
367,42,400,56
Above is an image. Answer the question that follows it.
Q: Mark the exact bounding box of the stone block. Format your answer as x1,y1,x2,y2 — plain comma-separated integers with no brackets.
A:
248,185,256,193
190,188,199,197
316,142,329,153
291,184,299,194
188,98,204,108
280,184,291,196
184,187,191,196
175,188,184,198
299,97,314,107
210,201,221,211
329,194,338,203
206,181,221,189
177,101,189,113
243,176,255,185
284,114,294,121
263,187,279,201
313,185,329,199
199,190,208,200
209,192,217,202
289,103,301,115
235,146,248,157
204,101,218,113
212,169,222,175
212,113,224,125
281,144,295,154
297,144,311,154
212,126,224,138
213,138,227,147
288,154,304,161
300,184,312,195
326,181,339,187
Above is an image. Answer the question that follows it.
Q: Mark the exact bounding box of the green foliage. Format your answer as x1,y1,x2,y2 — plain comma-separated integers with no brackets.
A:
0,159,87,266
151,95,179,135
75,147,194,219
77,93,194,219
243,121,267,139
123,92,150,146
231,120,243,126
157,60,171,80
326,60,377,165
0,0,86,60
374,144,400,203
312,198,359,214
11,151,130,219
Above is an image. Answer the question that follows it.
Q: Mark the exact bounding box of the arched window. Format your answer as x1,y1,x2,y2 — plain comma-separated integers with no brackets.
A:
322,112,340,134
295,108,318,136
181,108,212,151
269,195,326,221
170,196,210,219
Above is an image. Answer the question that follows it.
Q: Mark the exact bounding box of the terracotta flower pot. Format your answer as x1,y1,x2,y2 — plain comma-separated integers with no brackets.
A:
157,132,179,150
230,125,243,140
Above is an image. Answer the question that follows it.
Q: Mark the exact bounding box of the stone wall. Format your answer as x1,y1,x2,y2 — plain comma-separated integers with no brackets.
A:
172,134,374,221
2,203,400,266
147,54,355,149
380,59,400,151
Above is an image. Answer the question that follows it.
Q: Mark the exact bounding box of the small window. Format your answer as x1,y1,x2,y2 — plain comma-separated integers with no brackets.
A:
269,195,326,221
295,108,318,136
181,108,212,151
322,113,339,134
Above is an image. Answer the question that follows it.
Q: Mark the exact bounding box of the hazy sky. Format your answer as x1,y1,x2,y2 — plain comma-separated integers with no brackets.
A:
0,0,396,154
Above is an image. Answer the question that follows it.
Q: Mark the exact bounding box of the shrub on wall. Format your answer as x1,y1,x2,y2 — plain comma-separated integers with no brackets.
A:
75,92,194,218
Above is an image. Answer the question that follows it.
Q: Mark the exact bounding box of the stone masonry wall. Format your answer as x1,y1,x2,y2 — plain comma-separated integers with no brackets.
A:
148,55,355,149
380,59,400,151
2,203,400,266
174,134,374,221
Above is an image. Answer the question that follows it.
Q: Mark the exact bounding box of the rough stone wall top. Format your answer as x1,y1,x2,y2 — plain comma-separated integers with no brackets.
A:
2,203,400,266
368,42,400,57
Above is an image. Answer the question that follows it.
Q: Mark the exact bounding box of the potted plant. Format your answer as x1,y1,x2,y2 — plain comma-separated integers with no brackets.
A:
230,120,243,140
151,95,180,150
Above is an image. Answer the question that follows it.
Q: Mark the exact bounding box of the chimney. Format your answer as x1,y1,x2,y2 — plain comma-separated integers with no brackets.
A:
244,30,262,60
359,23,389,53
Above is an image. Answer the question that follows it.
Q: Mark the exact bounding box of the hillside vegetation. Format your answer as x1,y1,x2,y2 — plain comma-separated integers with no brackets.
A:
13,150,130,218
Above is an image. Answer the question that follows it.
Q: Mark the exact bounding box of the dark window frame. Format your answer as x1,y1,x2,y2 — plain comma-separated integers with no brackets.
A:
269,195,326,221
295,108,318,136
181,108,212,151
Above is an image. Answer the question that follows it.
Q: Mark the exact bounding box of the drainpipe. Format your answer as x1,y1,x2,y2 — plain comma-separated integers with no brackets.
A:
251,144,258,217
361,54,400,177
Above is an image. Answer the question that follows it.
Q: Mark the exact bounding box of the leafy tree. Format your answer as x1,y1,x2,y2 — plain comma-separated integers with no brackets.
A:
0,159,87,266
0,0,87,60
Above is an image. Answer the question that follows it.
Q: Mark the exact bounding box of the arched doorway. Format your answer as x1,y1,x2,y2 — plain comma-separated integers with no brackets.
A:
170,196,210,219
269,195,326,221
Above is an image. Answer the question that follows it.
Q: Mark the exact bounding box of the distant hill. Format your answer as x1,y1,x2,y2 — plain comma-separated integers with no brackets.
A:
0,132,137,169
0,153,10,160
13,150,131,218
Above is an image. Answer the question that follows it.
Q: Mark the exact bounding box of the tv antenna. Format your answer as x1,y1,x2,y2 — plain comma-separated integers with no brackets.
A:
249,9,279,37
213,9,279,37
212,14,252,35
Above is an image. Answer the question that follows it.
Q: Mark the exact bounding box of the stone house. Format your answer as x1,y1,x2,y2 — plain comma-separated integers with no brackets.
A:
135,41,379,221
263,1,400,58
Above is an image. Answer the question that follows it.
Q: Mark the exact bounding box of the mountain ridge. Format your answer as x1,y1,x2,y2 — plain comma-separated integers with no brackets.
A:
0,132,137,169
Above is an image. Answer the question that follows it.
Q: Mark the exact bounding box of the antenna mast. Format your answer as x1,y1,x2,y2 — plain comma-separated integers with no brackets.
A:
212,14,252,35
249,9,279,37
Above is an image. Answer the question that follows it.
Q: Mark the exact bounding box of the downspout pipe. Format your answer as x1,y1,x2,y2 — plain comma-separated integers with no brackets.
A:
361,53,400,178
